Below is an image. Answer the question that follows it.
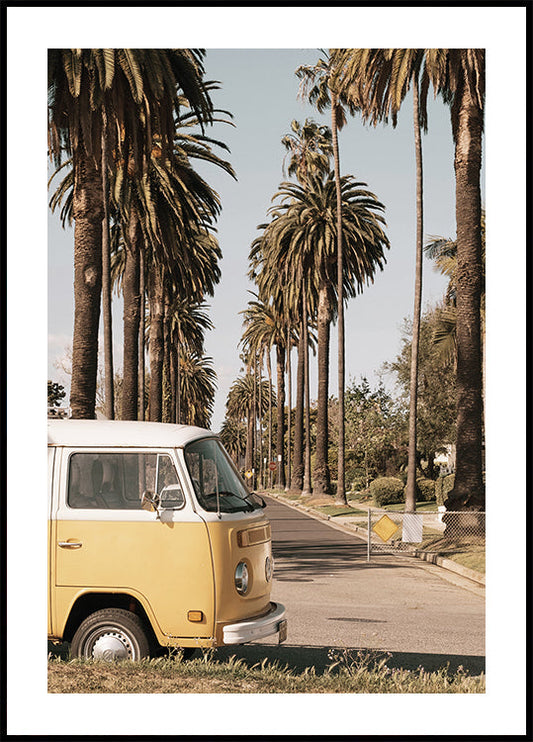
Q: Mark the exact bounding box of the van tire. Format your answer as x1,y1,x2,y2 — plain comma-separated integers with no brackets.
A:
71,608,150,661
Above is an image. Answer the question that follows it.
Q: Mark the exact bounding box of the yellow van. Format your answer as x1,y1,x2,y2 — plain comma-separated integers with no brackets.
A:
48,420,287,661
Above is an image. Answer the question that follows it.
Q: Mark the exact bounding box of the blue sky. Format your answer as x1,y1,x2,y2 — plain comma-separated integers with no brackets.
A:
48,47,459,430
7,4,527,737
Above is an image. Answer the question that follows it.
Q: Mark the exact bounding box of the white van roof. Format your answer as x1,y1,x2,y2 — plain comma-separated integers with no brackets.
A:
47,419,216,448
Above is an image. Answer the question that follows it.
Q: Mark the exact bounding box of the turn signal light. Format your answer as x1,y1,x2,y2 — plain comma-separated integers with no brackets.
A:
188,610,204,622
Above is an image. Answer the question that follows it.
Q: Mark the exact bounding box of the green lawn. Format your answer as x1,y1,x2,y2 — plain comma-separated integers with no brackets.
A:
317,505,368,517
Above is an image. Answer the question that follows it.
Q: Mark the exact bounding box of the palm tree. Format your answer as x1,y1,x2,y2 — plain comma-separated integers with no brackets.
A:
256,173,389,495
425,211,486,405
296,51,359,504
329,48,426,511
48,48,215,418
123,121,233,420
178,351,217,428
241,297,293,489
220,417,247,466
281,118,332,186
100,108,115,418
281,118,332,490
168,299,214,423
226,374,275,479
333,48,485,511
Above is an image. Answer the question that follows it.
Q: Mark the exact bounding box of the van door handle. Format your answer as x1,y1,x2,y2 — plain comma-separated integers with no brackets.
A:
58,541,83,549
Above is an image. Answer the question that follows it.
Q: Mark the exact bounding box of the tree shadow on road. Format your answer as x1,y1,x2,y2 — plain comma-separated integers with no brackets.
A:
273,540,409,577
213,642,485,678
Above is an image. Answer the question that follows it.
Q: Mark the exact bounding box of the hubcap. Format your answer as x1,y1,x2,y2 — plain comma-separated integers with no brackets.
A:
91,631,134,661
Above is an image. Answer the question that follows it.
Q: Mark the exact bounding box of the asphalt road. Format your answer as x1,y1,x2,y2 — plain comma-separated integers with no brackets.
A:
215,495,486,675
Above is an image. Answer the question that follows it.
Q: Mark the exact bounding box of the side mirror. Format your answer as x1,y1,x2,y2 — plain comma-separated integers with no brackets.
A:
250,492,267,508
141,490,160,514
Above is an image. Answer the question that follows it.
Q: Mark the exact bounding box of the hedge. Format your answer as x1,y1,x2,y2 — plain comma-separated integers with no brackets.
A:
369,477,405,507
415,477,436,502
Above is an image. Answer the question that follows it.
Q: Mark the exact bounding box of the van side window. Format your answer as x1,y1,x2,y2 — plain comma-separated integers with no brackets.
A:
68,452,182,510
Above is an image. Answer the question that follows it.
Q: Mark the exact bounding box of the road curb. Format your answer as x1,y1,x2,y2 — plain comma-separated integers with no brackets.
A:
265,491,485,587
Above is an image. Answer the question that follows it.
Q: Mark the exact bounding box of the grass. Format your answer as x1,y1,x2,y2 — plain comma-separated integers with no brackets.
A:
317,505,367,518
420,535,485,574
382,501,440,512
48,648,485,694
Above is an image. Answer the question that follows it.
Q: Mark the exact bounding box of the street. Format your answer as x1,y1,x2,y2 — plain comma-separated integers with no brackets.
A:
215,495,485,675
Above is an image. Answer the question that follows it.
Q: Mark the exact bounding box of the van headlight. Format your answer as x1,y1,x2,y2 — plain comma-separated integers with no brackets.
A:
234,562,249,595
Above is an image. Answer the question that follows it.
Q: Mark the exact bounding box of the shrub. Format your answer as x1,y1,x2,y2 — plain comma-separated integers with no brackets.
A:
369,477,405,507
347,466,367,493
415,477,436,502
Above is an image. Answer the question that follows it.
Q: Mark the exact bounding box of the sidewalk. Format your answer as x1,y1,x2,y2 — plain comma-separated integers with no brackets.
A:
264,489,485,588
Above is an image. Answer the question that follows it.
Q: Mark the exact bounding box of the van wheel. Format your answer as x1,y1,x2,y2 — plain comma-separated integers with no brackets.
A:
71,608,150,661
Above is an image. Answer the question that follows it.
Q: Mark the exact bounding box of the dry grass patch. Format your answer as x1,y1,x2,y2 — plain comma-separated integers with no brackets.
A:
421,535,485,574
48,651,485,695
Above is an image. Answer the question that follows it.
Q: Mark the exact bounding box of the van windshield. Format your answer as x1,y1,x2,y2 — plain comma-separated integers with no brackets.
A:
184,438,259,514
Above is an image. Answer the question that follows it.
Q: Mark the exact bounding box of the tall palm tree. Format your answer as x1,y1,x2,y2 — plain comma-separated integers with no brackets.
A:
48,48,215,418
333,48,485,511
281,118,332,187
220,417,247,466
330,48,427,511
178,351,217,428
123,126,233,420
100,108,115,418
281,117,331,491
147,230,221,422
256,173,389,495
226,374,275,479
296,51,358,504
168,299,214,423
425,211,486,399
241,297,293,489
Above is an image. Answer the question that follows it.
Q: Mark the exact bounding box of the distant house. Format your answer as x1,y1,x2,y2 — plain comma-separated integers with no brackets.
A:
434,444,456,475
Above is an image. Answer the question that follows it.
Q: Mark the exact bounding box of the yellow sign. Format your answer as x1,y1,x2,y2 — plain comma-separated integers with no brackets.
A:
372,514,399,543
244,470,253,479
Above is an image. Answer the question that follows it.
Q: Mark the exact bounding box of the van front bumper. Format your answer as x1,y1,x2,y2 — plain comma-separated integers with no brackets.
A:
222,602,287,645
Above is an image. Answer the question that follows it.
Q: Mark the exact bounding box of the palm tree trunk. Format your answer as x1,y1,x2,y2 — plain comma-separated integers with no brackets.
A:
446,57,485,512
176,340,181,423
162,289,172,423
285,328,292,491
245,405,254,474
148,266,164,422
138,247,146,421
252,359,257,489
332,91,346,505
291,323,305,492
258,354,264,488
267,349,273,488
100,114,114,419
122,210,141,420
276,344,286,488
405,78,424,513
313,282,332,495
70,150,104,419
302,294,312,496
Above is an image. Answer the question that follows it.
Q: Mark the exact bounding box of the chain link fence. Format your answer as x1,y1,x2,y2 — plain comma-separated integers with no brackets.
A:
361,508,485,563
